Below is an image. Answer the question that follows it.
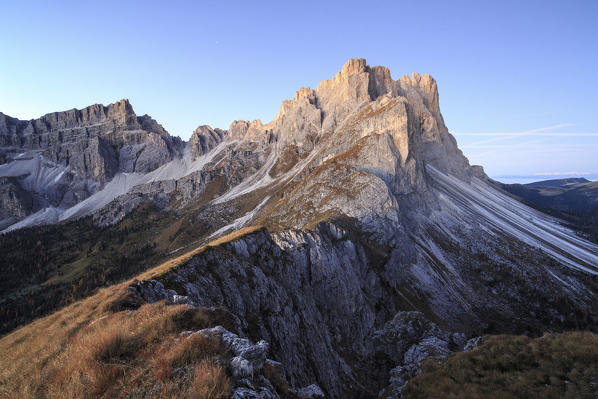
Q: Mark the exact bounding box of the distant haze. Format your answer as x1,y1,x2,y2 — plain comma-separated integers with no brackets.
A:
1,0,596,181
494,175,598,185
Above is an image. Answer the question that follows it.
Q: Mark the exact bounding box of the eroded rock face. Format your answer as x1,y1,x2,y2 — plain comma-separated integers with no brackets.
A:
0,100,184,226
374,312,468,398
0,177,32,221
189,125,226,159
0,100,183,180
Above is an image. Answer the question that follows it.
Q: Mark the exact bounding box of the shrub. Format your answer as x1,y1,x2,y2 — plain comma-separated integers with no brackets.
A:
89,325,141,363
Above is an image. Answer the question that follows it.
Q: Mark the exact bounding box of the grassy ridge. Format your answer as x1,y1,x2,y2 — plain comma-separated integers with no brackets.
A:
0,226,276,399
0,295,233,398
404,332,598,399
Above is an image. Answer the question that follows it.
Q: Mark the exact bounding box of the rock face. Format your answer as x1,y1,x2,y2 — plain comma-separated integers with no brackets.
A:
374,312,469,398
0,177,32,228
0,100,183,179
0,99,183,226
189,125,226,159
131,218,598,397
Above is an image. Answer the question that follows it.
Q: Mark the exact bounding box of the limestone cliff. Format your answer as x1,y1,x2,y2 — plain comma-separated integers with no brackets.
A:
0,100,184,225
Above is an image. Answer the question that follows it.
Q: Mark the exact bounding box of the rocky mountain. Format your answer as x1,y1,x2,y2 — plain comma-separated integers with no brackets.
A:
0,99,184,229
1,59,598,398
1,58,475,233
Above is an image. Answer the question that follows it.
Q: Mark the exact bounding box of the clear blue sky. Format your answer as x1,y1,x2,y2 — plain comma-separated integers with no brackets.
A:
1,0,597,181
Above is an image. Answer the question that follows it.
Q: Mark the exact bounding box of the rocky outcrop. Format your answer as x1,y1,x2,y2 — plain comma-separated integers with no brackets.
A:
189,125,226,158
0,177,32,226
273,87,322,151
172,325,280,399
375,312,470,398
0,100,183,180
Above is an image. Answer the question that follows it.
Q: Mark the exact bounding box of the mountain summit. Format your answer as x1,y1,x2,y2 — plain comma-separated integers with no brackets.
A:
1,59,598,397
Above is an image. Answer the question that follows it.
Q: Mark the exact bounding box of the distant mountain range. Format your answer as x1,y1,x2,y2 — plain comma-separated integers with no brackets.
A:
498,177,598,245
1,59,598,398
499,177,597,211
525,177,590,188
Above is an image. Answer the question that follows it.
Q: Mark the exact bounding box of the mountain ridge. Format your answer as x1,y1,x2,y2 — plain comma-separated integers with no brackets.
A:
0,58,478,233
525,177,591,188
1,58,598,398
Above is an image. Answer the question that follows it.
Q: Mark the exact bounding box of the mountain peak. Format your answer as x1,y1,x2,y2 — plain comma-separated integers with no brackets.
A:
293,87,317,102
37,98,137,125
106,98,134,114
340,58,368,75
189,125,225,158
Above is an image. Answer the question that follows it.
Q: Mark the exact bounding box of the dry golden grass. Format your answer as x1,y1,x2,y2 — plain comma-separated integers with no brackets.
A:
0,300,231,398
154,333,225,380
188,360,232,399
0,226,262,398
137,225,263,281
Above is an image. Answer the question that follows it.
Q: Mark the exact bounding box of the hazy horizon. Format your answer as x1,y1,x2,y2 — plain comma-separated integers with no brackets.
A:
492,174,598,185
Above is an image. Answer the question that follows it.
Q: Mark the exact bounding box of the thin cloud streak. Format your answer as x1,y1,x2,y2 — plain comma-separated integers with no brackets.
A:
457,123,597,179
462,123,574,147
462,143,586,150
453,132,598,137
466,145,595,163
